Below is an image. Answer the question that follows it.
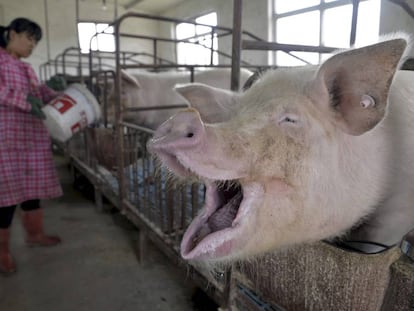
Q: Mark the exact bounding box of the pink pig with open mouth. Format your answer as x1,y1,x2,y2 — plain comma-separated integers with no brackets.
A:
148,34,414,262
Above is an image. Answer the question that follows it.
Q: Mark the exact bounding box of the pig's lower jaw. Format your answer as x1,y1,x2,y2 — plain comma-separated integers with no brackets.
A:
180,181,262,261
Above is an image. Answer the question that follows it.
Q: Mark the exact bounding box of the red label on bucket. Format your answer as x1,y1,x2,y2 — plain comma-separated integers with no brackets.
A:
70,111,89,134
70,122,81,134
50,94,76,114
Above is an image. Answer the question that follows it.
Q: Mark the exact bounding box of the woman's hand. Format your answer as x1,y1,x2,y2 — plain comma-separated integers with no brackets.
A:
46,75,66,91
27,95,46,120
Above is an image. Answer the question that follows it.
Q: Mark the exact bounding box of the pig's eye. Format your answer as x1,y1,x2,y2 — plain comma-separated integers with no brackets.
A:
278,114,299,125
284,116,296,123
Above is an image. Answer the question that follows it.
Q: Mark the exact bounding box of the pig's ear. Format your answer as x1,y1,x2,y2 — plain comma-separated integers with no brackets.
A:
175,83,239,123
120,70,141,88
313,38,407,135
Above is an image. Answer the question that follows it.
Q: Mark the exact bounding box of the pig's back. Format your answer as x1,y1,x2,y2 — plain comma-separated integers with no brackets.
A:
387,70,414,149
194,68,253,90
367,70,414,244
383,70,414,180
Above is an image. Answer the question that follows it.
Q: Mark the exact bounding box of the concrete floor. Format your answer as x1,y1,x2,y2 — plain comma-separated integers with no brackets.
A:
0,156,217,311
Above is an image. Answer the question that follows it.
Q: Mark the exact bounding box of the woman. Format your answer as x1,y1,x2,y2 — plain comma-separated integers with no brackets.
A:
0,18,63,275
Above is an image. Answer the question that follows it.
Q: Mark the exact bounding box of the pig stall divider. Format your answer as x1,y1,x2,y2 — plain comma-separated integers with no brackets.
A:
65,121,230,305
39,46,176,86
58,5,414,310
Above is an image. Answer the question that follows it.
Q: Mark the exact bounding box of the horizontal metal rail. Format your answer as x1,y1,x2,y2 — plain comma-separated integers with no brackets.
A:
242,40,337,53
124,104,188,112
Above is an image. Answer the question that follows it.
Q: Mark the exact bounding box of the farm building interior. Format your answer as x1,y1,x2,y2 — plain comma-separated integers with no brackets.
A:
1,0,414,310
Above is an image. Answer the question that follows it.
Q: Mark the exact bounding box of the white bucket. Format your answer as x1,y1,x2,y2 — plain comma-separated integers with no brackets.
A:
42,83,101,142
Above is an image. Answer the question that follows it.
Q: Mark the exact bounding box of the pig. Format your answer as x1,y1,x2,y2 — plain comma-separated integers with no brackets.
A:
105,68,253,129
147,34,414,262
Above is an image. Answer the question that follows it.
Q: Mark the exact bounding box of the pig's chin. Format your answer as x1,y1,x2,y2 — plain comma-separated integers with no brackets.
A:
180,181,263,261
154,151,194,177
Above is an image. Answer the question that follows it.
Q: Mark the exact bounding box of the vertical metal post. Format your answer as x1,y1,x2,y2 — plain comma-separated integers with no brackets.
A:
62,53,67,76
210,28,215,65
115,17,125,211
88,49,93,89
153,39,157,66
190,66,195,82
231,0,242,91
349,0,360,46
114,0,118,20
137,228,147,263
44,0,51,64
75,0,82,82
54,58,58,75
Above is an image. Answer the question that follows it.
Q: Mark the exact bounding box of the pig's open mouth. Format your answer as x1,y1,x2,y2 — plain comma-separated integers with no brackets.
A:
181,181,242,256
180,180,263,261
148,146,263,260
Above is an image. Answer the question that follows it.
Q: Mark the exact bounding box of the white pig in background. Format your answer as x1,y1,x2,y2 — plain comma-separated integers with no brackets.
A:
147,34,414,262
105,68,253,129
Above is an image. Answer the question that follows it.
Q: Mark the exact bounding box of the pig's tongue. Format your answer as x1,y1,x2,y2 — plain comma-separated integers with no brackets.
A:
208,191,242,231
192,185,243,246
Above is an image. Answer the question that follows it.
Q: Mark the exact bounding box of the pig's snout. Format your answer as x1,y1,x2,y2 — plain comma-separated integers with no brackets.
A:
148,108,205,151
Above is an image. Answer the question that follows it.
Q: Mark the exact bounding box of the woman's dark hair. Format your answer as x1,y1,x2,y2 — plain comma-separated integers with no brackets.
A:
0,18,42,48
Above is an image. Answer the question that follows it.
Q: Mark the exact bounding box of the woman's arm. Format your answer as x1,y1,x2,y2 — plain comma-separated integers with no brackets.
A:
25,64,61,103
38,83,60,103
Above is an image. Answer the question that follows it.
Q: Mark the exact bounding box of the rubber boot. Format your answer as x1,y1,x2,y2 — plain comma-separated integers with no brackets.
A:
0,229,16,275
21,209,61,247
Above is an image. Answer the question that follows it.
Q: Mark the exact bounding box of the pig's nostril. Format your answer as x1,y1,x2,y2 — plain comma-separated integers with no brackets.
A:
187,132,194,138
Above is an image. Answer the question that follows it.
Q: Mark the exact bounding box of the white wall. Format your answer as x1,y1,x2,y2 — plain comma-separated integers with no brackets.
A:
0,0,160,78
380,0,414,57
160,0,270,66
0,4,4,25
1,0,413,79
160,0,414,66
